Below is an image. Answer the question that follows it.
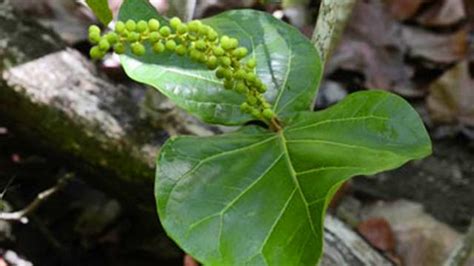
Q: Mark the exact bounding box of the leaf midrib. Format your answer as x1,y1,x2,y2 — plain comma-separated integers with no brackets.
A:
278,131,319,239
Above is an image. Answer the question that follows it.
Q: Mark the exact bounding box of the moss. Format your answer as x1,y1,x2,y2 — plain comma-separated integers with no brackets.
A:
0,80,157,205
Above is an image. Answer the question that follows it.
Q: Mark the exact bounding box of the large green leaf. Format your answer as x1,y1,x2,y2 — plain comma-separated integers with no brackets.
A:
86,0,113,25
155,91,431,265
118,0,322,125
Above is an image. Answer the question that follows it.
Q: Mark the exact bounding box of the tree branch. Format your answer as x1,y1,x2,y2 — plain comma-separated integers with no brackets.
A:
444,219,474,266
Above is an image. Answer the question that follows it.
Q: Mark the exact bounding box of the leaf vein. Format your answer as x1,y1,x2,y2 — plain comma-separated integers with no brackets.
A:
164,135,278,216
287,115,389,132
278,133,319,240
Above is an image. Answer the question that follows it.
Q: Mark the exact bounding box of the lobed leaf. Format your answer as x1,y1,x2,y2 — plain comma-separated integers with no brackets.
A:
155,91,431,265
118,0,322,125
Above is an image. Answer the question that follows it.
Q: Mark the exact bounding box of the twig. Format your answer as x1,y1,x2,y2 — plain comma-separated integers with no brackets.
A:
0,173,73,224
311,0,357,63
443,219,474,266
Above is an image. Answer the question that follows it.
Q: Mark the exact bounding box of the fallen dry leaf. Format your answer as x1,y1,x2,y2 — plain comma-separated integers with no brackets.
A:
401,26,469,63
328,0,416,94
360,200,470,266
357,218,396,252
386,0,426,21
417,0,466,27
427,60,474,126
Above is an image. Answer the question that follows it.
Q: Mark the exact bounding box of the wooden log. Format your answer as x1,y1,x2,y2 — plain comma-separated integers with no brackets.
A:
322,215,393,266
0,2,392,264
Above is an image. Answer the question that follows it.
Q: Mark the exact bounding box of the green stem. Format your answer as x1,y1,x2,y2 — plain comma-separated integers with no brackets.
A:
270,117,283,132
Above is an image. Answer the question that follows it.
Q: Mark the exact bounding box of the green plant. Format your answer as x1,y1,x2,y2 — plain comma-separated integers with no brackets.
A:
87,0,431,265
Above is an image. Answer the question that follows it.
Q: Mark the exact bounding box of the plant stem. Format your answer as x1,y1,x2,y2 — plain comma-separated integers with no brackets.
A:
311,0,357,63
270,117,283,132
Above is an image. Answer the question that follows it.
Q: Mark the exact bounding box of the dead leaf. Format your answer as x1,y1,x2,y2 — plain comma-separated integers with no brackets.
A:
402,26,469,63
386,0,426,21
357,218,396,252
328,0,416,94
417,0,466,27
361,200,465,266
427,60,474,126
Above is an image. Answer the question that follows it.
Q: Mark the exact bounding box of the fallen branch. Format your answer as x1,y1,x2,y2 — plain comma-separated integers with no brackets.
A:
444,219,474,266
0,174,73,223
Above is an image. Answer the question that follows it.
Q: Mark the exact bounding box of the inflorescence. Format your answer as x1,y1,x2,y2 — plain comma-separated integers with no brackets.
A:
88,17,276,122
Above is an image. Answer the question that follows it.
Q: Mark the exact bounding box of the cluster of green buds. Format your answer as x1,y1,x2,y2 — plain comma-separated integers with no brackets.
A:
88,17,276,122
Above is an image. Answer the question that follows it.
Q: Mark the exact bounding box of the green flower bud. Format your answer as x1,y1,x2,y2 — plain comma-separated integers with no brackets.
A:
215,67,226,79
247,95,257,105
262,108,274,119
247,58,257,68
153,42,165,53
105,32,118,44
120,31,129,39
149,32,160,43
220,35,232,50
198,53,207,63
213,46,225,56
137,20,148,32
207,30,218,41
90,46,104,60
115,21,125,33
219,56,231,67
245,72,257,83
113,43,126,54
207,55,218,69
125,20,136,31
229,38,239,49
131,42,146,56
256,82,267,93
251,108,261,118
176,45,187,56
88,31,101,44
188,20,202,32
165,40,176,51
232,47,248,59
235,82,248,94
240,102,251,113
170,17,182,30
160,26,171,37
223,68,233,80
198,25,209,35
224,80,234,90
148,19,160,31
88,25,101,34
195,40,206,51
127,32,140,42
177,24,188,35
99,38,110,51
190,49,201,61
234,69,246,79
